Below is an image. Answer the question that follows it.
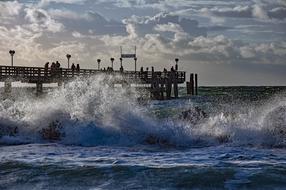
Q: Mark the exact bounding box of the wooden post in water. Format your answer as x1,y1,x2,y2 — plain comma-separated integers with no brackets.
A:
190,73,194,95
186,82,190,94
195,73,198,95
58,81,63,87
160,79,165,100
4,81,12,94
173,72,178,98
36,82,43,95
166,76,172,99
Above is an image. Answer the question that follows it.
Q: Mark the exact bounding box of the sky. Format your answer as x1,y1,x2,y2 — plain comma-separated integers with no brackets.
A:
0,0,286,86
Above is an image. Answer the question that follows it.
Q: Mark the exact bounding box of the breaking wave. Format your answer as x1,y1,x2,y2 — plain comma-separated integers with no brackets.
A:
0,75,285,148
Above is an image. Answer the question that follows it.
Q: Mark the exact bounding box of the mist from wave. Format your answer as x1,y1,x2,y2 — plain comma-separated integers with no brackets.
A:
0,75,285,148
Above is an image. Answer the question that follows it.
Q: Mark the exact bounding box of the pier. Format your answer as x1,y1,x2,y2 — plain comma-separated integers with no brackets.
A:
0,65,198,100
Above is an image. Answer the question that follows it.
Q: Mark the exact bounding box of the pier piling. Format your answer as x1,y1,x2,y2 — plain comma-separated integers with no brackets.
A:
195,74,198,95
36,82,43,94
4,81,12,94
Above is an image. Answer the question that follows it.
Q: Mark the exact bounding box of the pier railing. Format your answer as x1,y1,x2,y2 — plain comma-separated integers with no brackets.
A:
0,65,186,84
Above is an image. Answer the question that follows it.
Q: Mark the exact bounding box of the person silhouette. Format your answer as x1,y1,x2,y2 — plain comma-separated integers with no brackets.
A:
71,63,76,71
56,61,60,68
51,62,55,77
76,64,80,73
44,62,49,76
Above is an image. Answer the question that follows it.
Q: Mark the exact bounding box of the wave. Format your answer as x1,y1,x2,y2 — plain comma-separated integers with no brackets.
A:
0,75,285,148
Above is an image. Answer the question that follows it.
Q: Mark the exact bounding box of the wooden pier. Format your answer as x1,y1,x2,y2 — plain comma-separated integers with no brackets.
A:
0,65,198,100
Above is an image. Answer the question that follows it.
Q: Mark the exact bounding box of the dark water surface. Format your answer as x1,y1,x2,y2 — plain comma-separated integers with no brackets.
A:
0,78,285,190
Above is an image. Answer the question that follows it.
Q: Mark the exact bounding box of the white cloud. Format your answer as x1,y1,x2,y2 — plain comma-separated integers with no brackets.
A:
38,0,85,7
25,8,64,33
0,1,22,17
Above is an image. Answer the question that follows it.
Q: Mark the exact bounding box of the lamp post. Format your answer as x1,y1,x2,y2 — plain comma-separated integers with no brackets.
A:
134,57,137,73
97,59,101,70
175,58,179,71
120,57,123,68
66,54,71,69
9,50,15,66
110,58,114,69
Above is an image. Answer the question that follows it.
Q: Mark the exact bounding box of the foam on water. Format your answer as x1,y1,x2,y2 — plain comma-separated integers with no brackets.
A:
0,75,285,148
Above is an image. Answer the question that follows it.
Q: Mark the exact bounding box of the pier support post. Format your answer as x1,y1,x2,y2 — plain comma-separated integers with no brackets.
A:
195,73,198,95
190,73,194,95
4,81,12,94
36,82,43,95
58,81,63,87
166,78,172,99
186,82,190,94
160,80,165,100
173,73,178,98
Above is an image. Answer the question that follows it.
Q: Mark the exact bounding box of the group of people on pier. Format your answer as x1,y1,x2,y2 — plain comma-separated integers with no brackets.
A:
70,63,80,72
43,60,181,80
44,61,62,77
44,61,81,77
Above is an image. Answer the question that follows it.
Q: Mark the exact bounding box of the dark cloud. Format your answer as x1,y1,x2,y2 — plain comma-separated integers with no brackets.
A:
125,12,207,37
269,7,286,20
202,4,286,20
51,10,127,35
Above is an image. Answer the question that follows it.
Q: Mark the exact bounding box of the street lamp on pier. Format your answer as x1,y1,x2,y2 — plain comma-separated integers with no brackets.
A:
110,58,114,69
134,57,137,73
175,58,179,71
120,57,123,68
97,59,101,70
66,54,71,69
9,50,15,66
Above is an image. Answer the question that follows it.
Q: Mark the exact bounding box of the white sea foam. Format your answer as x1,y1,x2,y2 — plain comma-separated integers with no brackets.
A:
0,75,285,147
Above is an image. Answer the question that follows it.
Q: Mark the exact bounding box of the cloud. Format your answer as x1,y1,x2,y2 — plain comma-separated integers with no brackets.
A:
38,0,85,7
268,7,286,20
25,7,64,33
0,1,22,17
200,4,286,21
48,9,127,35
124,12,207,38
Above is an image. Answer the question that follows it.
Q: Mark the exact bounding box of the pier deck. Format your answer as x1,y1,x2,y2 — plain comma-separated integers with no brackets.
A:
0,65,195,100
0,65,186,84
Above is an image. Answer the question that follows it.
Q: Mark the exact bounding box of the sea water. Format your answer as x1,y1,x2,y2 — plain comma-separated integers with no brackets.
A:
0,75,285,190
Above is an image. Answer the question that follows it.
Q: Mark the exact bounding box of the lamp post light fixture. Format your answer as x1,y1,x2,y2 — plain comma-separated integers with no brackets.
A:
134,57,137,73
9,50,15,66
97,59,101,70
66,54,71,69
110,58,114,69
175,58,179,71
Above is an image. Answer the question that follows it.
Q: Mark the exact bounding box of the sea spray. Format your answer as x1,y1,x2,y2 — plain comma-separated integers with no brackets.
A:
0,75,285,148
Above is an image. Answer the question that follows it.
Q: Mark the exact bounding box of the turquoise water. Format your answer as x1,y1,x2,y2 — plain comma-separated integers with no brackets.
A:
0,76,285,189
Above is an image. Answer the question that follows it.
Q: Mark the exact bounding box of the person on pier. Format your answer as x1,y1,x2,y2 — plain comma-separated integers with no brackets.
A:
44,62,49,76
56,61,60,68
55,61,61,78
51,62,56,77
76,64,80,75
140,67,144,78
71,63,76,77
71,63,76,71
151,66,155,78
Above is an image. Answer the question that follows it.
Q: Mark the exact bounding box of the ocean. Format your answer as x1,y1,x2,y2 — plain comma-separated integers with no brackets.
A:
0,76,285,190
